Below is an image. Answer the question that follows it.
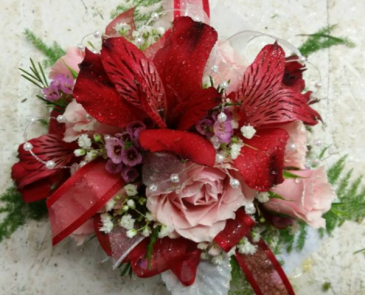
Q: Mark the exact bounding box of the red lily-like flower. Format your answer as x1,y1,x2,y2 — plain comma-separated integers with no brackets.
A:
74,16,222,167
230,43,321,191
11,111,76,203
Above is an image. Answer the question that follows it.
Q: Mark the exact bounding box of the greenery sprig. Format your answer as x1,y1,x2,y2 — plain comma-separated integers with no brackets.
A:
0,186,48,243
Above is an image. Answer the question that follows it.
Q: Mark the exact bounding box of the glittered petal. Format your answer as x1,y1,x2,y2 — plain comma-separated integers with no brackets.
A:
236,43,320,127
73,49,146,128
234,129,289,191
153,17,218,124
101,38,167,128
176,87,221,131
139,129,216,167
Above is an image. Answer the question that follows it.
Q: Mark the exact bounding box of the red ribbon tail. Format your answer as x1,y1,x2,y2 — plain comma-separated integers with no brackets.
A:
47,160,124,246
235,239,296,295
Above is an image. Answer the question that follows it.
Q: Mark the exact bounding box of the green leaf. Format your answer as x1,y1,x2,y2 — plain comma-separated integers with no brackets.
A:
24,29,65,67
268,191,286,201
298,24,355,57
283,170,306,179
146,225,160,269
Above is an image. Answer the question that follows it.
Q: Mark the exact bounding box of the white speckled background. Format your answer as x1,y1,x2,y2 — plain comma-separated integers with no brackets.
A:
1,0,365,294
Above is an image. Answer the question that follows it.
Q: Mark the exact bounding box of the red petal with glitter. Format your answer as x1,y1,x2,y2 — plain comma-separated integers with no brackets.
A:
139,129,216,166
236,43,320,127
214,209,255,252
74,49,146,128
101,37,167,128
176,87,221,130
131,237,192,279
105,8,136,38
153,17,218,126
234,129,289,191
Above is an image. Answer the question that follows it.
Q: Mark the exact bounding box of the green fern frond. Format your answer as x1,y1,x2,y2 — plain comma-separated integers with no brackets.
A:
0,186,48,242
24,29,65,67
298,24,355,57
323,156,365,234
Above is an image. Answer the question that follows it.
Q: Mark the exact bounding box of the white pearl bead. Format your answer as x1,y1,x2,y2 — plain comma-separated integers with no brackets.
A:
79,161,87,167
212,65,219,72
23,142,33,151
151,12,159,21
217,112,227,123
215,153,225,163
245,203,256,215
77,43,84,50
170,174,180,183
230,178,240,188
56,115,65,123
289,143,297,151
315,82,322,88
136,37,144,45
299,56,307,64
93,31,101,38
30,117,37,123
149,184,158,192
45,160,56,169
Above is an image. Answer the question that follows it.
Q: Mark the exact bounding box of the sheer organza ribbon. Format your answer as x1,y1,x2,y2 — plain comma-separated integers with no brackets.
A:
47,160,124,245
174,0,210,19
214,210,296,295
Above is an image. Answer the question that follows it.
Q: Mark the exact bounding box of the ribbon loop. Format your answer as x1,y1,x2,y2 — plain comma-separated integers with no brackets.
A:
47,161,124,245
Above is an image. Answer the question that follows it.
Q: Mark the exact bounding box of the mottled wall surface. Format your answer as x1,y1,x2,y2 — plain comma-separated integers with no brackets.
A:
0,0,365,294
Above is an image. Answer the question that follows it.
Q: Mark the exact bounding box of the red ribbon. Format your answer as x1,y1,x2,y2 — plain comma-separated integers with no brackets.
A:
47,160,124,245
214,210,296,295
174,0,210,19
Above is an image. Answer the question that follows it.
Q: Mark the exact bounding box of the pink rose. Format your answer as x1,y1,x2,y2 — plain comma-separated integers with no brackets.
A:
281,121,307,169
70,219,95,246
264,167,336,228
63,100,120,142
147,164,246,243
50,47,85,79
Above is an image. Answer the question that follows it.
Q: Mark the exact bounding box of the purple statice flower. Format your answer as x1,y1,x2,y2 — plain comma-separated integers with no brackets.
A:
105,137,124,164
105,159,123,174
121,166,139,182
213,120,234,143
42,74,74,101
54,74,74,95
43,83,61,101
196,118,214,136
115,131,133,144
126,121,146,139
122,147,142,167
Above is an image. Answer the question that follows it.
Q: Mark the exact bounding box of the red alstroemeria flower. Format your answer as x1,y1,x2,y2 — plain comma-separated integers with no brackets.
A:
74,16,221,167
229,43,321,191
12,111,76,203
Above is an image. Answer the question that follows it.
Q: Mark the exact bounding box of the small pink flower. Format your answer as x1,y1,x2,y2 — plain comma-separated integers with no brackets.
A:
264,167,336,228
50,47,85,79
281,121,307,169
146,164,246,242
